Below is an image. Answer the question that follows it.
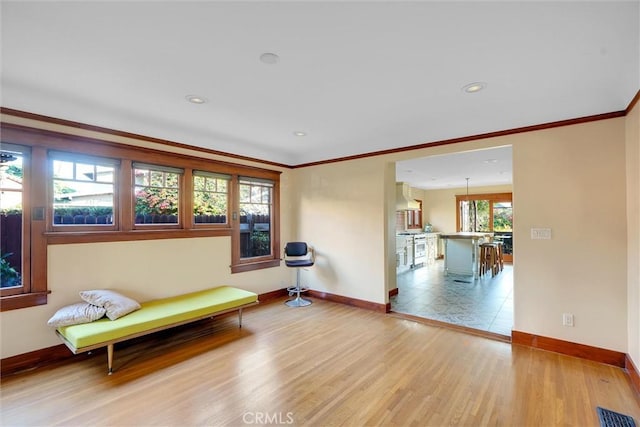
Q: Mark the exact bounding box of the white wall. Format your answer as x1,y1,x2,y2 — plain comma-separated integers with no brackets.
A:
295,117,629,353
0,112,633,360
1,237,293,357
626,100,640,367
291,159,388,304
512,119,628,352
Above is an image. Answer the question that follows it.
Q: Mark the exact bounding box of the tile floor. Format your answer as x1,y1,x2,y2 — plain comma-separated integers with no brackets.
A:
390,259,513,336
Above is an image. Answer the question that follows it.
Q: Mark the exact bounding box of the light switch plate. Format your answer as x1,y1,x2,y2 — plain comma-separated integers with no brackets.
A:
531,228,552,240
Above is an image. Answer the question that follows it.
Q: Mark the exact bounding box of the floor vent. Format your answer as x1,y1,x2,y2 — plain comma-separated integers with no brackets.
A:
597,407,636,427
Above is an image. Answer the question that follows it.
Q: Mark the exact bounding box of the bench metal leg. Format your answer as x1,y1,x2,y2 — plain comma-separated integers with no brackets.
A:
107,344,114,375
238,308,243,328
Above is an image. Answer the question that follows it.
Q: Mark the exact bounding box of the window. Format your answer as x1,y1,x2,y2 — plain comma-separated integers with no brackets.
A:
1,144,27,294
193,171,229,226
459,199,489,232
133,163,182,226
51,152,118,229
456,192,513,262
406,200,423,230
1,119,281,310
238,177,273,259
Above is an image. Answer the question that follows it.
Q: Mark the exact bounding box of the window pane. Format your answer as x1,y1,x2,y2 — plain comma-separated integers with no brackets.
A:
134,169,148,186
239,181,273,258
134,167,180,224
52,158,115,226
166,172,178,188
493,202,513,232
0,151,23,288
240,185,251,203
493,202,513,256
76,163,95,181
52,160,74,179
194,176,206,191
193,175,228,225
460,199,489,232
150,170,164,186
96,165,114,183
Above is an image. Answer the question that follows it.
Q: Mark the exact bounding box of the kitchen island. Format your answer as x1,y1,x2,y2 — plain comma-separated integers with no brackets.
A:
440,232,493,278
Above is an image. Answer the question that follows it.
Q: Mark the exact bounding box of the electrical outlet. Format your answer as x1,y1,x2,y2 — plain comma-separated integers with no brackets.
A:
562,313,574,327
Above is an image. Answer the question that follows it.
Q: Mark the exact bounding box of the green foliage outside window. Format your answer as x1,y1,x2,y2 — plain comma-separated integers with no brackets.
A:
193,176,227,216
135,187,179,215
135,169,179,216
0,253,21,288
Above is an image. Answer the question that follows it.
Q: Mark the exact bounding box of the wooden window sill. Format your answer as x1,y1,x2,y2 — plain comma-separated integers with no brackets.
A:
231,258,281,274
45,228,233,244
1,291,50,312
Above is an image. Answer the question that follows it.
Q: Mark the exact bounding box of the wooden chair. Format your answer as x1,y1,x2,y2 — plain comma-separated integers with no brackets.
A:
479,242,499,277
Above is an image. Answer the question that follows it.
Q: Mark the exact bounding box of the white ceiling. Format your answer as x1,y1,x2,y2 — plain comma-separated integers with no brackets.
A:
2,1,638,172
396,145,512,190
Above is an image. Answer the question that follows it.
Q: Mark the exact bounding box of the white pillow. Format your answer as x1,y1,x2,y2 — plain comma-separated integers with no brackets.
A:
79,289,141,321
47,302,106,327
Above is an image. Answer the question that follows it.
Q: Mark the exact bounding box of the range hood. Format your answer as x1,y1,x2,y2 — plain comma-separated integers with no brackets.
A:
396,182,420,211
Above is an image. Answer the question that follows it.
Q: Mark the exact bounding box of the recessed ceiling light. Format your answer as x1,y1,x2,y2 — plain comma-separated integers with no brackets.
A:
260,52,280,65
293,131,306,137
185,95,207,104
462,82,487,93
484,159,498,164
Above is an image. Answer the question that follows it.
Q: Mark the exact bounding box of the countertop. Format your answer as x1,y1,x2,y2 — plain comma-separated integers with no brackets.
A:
440,232,493,239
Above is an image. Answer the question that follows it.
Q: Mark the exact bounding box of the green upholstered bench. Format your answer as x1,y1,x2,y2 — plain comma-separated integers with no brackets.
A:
56,286,259,374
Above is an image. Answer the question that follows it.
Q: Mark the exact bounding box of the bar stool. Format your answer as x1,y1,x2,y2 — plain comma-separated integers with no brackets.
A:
495,241,504,273
479,242,498,277
284,242,315,307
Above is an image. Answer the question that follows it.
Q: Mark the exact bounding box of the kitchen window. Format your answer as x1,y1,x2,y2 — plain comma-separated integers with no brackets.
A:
406,200,423,230
456,192,513,261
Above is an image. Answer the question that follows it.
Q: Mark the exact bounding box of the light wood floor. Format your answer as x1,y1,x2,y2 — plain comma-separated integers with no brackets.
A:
2,298,639,426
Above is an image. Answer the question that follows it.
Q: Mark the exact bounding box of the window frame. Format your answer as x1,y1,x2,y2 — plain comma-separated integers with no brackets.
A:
49,151,120,232
406,199,423,230
0,121,281,311
455,192,512,232
132,162,184,230
192,170,231,229
231,175,281,273
0,143,32,298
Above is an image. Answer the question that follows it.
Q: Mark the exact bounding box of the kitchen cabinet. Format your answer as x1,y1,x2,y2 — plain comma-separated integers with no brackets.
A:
440,232,493,278
396,235,414,274
425,234,438,265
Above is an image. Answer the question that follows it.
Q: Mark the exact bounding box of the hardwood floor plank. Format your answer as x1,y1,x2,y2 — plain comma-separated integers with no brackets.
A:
1,298,638,426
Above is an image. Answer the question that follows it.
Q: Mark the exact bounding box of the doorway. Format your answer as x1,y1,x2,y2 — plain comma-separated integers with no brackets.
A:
392,146,514,338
